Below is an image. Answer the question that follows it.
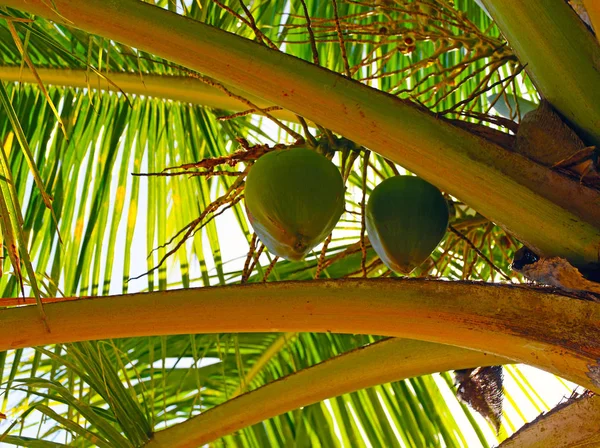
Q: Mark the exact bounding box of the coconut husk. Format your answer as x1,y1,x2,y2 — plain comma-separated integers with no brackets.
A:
455,365,504,433
516,100,599,184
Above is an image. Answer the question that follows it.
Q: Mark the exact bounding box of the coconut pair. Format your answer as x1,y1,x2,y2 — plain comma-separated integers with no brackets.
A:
244,148,449,274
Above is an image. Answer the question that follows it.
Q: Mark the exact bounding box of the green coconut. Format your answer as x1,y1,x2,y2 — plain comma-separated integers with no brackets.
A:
244,148,345,261
366,176,449,274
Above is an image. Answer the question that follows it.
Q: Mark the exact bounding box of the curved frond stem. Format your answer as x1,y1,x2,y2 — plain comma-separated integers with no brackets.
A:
147,338,508,448
0,66,299,122
1,279,599,391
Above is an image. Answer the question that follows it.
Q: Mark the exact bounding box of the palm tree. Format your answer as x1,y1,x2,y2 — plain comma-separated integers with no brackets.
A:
0,0,598,446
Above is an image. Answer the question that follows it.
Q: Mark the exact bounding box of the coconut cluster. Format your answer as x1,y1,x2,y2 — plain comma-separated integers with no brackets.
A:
244,147,449,273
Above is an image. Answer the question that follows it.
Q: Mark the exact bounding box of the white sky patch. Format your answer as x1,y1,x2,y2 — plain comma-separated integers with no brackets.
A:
323,399,346,447
151,356,221,370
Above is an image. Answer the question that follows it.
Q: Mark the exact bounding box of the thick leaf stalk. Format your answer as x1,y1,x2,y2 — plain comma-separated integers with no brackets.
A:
0,280,599,392
0,67,299,122
147,338,506,448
